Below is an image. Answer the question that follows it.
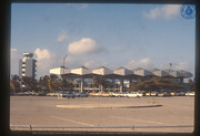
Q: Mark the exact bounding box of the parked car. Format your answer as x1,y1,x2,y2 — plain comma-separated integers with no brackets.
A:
151,92,159,96
185,92,195,96
100,92,110,97
158,92,171,97
177,92,186,96
170,92,178,96
36,92,47,96
58,92,75,98
79,92,89,97
119,92,129,97
89,92,99,97
127,92,143,98
112,92,121,97
145,92,151,96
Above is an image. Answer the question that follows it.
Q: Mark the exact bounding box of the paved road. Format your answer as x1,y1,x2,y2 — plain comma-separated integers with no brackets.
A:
10,96,194,133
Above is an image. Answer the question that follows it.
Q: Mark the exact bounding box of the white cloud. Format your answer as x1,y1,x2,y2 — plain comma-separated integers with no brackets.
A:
143,5,181,20
68,38,103,55
175,62,190,71
57,30,68,42
34,48,57,77
67,4,89,10
126,58,154,69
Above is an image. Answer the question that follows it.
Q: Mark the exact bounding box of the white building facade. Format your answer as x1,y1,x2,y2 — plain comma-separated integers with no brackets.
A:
50,66,193,93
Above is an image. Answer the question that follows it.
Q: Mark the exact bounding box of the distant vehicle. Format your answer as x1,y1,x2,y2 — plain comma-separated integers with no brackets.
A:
100,92,110,97
151,92,159,96
99,92,116,97
47,92,60,97
79,92,89,97
36,92,47,96
119,92,129,97
58,92,75,98
17,91,37,96
185,92,195,96
112,92,121,97
108,92,115,97
127,92,143,98
145,92,151,96
170,92,178,96
158,92,171,97
74,92,81,97
177,92,186,96
89,92,100,97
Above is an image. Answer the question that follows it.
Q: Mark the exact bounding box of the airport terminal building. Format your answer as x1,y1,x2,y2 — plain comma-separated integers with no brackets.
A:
50,66,193,93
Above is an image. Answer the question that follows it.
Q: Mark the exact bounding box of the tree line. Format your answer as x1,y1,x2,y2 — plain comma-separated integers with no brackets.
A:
10,74,110,93
10,74,72,93
10,74,194,93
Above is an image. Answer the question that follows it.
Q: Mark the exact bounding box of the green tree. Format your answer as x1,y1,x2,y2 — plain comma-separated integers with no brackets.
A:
40,74,61,92
188,79,195,91
130,76,185,95
10,75,21,93
22,76,38,92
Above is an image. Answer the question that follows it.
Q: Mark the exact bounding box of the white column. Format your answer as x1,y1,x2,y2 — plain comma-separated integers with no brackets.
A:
120,78,123,93
80,76,84,92
101,85,104,92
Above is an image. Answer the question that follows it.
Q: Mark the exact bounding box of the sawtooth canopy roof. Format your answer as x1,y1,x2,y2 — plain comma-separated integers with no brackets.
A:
49,66,70,75
177,70,193,78
71,66,91,75
113,67,133,76
133,67,153,76
49,66,193,78
92,66,113,75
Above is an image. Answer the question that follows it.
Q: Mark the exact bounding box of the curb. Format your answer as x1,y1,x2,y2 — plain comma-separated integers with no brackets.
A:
56,104,162,109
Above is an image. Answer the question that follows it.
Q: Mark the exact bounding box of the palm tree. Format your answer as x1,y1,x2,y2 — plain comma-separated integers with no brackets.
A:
188,79,195,91
21,76,38,92
10,75,21,93
40,74,61,92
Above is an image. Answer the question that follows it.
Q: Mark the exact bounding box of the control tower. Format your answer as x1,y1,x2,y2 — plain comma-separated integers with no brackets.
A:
19,53,37,78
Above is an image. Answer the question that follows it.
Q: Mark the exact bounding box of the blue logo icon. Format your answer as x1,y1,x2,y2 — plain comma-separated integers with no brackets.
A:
180,5,196,19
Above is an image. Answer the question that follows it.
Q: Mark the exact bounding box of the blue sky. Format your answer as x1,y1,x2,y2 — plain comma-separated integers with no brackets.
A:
10,3,196,79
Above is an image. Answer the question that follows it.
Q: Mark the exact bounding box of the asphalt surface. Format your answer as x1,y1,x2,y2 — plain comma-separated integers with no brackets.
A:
10,96,194,133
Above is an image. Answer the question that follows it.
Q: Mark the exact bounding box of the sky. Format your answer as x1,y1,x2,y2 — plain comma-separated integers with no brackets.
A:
10,3,196,80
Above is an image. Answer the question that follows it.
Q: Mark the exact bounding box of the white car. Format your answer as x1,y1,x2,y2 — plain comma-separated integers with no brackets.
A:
127,92,143,98
119,92,129,97
112,92,121,97
47,92,60,97
185,92,195,96
151,92,159,96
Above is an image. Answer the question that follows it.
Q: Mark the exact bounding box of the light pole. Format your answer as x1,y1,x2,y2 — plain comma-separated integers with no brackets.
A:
63,54,68,67
61,54,68,92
